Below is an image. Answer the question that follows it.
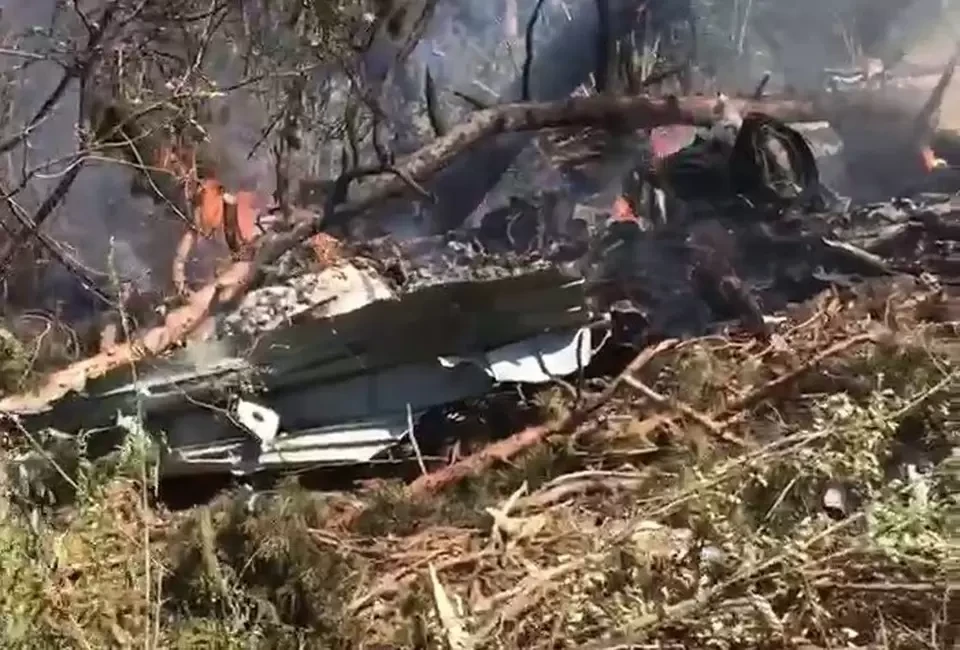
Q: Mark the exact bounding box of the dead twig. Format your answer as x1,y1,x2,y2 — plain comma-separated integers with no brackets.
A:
0,157,85,279
753,71,771,99
0,1,122,158
326,340,681,531
718,333,878,422
472,553,596,642
516,470,649,511
621,374,744,445
424,68,446,137
429,563,471,650
0,177,113,307
408,338,680,497
812,580,955,593
911,41,960,145
571,515,866,650
521,0,548,101
347,550,494,615
452,90,489,110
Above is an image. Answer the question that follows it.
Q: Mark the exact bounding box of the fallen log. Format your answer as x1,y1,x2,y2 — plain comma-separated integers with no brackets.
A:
0,94,827,414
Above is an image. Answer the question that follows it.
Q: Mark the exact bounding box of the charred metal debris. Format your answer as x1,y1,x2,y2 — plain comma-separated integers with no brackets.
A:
6,106,960,479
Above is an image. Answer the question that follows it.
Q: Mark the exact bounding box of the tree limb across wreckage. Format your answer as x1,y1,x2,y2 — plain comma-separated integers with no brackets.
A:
0,93,827,414
323,94,823,229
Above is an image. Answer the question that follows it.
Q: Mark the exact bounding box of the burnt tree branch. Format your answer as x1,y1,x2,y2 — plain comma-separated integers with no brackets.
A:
452,90,489,110
594,0,611,92
0,173,113,306
317,94,823,231
912,42,960,143
0,0,155,289
0,159,86,275
423,67,446,137
521,0,547,101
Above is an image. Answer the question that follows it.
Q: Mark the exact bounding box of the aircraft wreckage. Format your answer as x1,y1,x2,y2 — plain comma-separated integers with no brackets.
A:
14,262,595,476
4,57,960,477
7,164,959,478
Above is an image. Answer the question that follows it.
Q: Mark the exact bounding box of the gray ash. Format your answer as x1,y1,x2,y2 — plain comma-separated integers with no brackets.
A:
351,234,559,292
218,264,395,339
398,253,556,289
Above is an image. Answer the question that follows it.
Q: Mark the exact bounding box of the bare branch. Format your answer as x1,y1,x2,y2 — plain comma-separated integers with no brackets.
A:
0,0,129,156
0,47,46,61
318,94,823,232
0,176,113,307
521,0,547,101
753,71,772,99
452,90,489,110
424,67,446,137
594,0,611,93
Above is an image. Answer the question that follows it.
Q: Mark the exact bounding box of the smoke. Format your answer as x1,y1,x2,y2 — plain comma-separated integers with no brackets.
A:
402,0,642,231
0,0,176,307
0,0,945,316
0,0,324,309
312,0,581,239
343,0,957,233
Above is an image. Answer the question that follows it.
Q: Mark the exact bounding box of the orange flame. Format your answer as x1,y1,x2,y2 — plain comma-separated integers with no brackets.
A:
231,190,261,244
152,140,340,265
920,146,948,172
611,195,639,222
195,179,225,236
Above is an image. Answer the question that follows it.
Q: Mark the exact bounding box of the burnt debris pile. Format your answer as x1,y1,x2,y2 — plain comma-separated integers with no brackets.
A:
345,113,958,346
4,94,960,482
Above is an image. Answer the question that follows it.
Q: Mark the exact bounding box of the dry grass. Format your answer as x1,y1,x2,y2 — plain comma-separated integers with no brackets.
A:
0,278,956,649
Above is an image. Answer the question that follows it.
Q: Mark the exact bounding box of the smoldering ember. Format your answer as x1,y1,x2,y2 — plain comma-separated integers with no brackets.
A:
0,0,955,647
